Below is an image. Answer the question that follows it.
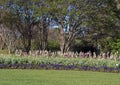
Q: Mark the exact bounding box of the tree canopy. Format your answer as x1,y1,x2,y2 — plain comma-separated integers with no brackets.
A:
0,0,120,54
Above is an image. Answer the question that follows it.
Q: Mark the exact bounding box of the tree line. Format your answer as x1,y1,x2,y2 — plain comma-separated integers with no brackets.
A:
0,0,120,55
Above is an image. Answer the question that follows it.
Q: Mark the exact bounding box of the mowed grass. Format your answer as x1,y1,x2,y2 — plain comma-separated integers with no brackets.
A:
0,70,119,85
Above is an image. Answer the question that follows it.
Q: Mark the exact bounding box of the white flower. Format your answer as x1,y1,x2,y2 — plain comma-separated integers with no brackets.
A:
116,64,119,66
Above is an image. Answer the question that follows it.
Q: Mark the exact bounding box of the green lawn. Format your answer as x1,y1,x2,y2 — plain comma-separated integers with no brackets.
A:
0,70,119,85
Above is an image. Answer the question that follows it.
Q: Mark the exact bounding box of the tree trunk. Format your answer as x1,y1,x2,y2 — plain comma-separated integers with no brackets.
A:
59,26,76,53
22,30,32,54
38,17,48,50
59,25,65,53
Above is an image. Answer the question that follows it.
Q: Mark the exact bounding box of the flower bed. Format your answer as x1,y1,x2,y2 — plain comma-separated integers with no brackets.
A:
0,55,120,73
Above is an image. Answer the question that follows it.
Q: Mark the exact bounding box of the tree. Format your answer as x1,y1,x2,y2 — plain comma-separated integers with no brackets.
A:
0,0,17,53
47,28,60,51
0,0,119,54
83,0,120,53
47,0,90,53
36,16,49,50
0,24,17,53
0,0,46,53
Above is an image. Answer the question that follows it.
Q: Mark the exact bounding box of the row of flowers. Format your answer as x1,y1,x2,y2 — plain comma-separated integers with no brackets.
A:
0,64,119,73
0,55,119,73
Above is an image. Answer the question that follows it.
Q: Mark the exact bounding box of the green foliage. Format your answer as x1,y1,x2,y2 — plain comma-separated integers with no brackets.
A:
109,39,120,54
99,38,120,54
71,39,82,52
48,40,60,51
0,0,120,53
31,40,40,50
86,0,120,52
